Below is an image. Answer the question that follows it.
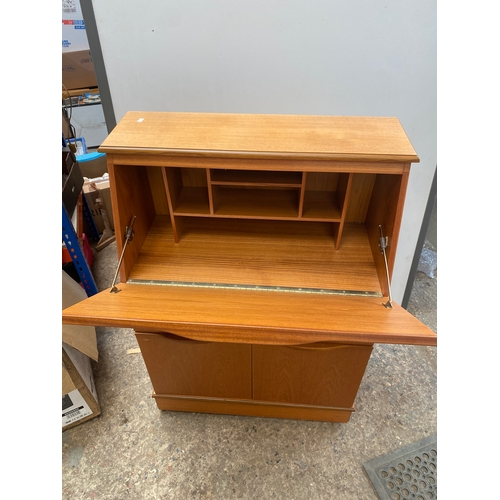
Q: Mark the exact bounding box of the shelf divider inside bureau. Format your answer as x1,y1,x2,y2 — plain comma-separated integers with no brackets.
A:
162,166,353,249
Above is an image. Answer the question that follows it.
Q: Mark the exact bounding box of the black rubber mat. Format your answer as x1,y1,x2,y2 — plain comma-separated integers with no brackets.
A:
363,434,437,500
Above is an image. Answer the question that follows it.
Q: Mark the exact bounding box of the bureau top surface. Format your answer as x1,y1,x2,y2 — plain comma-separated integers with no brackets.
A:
99,112,419,162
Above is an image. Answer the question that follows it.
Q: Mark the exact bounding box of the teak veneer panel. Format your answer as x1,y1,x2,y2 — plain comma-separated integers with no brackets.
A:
211,187,300,219
108,160,156,282
127,216,381,293
99,112,419,163
136,333,252,399
366,172,409,295
152,394,354,423
109,155,410,174
210,169,303,186
253,344,373,408
62,284,437,346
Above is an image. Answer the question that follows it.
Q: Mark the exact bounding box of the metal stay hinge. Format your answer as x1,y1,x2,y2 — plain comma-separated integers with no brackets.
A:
379,225,393,308
110,215,137,293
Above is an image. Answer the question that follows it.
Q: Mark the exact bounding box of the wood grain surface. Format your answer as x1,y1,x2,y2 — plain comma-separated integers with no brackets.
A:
136,332,252,399
127,216,381,292
62,283,437,346
152,393,354,422
99,112,419,162
253,343,373,407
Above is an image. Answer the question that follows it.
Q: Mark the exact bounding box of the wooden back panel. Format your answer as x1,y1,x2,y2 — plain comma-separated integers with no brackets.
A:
147,166,169,215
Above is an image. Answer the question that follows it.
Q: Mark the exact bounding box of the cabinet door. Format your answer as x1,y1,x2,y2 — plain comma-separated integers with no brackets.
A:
136,332,252,399
253,343,373,408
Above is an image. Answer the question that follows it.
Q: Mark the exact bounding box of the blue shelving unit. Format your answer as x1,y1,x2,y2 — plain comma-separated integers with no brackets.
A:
62,201,98,297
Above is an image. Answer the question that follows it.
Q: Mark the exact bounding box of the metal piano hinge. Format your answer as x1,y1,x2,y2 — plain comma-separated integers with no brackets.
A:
379,225,393,308
110,215,136,293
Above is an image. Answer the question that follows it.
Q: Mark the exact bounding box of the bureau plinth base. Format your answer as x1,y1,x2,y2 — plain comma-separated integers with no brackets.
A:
152,393,354,423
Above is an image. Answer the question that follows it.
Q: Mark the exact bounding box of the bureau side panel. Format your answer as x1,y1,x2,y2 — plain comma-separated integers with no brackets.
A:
108,159,157,282
365,168,410,296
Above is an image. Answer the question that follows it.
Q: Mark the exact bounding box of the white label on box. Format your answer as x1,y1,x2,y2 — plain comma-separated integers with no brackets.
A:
62,389,93,427
62,0,77,13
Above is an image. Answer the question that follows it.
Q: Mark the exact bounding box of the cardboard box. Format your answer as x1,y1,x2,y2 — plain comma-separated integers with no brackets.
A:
63,0,90,53
82,175,115,234
62,271,100,431
62,50,98,90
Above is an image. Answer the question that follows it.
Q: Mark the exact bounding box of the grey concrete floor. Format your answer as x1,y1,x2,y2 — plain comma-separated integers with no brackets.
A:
62,210,437,500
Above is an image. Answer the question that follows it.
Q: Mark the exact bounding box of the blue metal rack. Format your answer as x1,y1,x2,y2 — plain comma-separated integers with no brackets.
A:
62,201,98,297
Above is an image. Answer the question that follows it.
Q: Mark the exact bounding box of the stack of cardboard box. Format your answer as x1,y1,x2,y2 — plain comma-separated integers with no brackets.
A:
62,271,100,431
62,0,98,91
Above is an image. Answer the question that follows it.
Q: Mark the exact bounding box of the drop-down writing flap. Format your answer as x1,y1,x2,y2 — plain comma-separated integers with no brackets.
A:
62,283,436,346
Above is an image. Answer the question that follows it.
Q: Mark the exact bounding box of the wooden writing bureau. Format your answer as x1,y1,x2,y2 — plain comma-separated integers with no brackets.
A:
62,112,437,423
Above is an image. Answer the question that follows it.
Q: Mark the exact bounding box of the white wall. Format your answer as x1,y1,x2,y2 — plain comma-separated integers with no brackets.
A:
90,0,436,302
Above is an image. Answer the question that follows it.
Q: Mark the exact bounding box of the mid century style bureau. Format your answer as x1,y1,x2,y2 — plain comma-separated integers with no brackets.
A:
62,112,437,423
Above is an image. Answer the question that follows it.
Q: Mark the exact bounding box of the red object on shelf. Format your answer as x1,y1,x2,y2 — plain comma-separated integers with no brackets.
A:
82,233,93,268
62,245,72,264
62,233,93,268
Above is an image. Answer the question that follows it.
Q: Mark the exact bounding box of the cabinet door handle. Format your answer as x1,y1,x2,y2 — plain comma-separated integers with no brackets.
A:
140,332,211,345
288,344,353,352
